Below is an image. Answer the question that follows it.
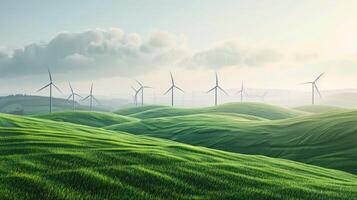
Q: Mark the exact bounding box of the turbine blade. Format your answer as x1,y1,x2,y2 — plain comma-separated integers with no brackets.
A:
67,94,73,101
74,93,83,98
53,84,63,94
215,72,218,86
174,85,184,93
170,72,174,85
300,82,313,85
93,96,100,105
164,86,173,95
69,82,73,93
135,79,143,87
207,86,216,93
48,69,52,82
314,72,325,82
143,86,152,89
218,86,228,96
81,95,90,101
90,83,93,94
315,84,322,98
36,83,51,92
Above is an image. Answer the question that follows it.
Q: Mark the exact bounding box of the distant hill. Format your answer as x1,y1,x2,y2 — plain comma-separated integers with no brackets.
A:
116,102,305,120
0,113,356,199
36,111,138,127
109,110,357,174
0,95,108,115
294,105,348,113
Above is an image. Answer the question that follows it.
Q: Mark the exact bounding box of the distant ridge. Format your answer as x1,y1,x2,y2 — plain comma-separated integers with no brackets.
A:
0,95,108,115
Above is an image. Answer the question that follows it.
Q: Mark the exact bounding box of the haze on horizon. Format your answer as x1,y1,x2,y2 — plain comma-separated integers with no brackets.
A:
1,0,357,105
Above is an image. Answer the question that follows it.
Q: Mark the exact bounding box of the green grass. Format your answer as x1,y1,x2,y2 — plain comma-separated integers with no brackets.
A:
1,114,357,199
294,105,348,113
109,110,357,174
114,105,167,116
118,102,305,120
35,111,138,127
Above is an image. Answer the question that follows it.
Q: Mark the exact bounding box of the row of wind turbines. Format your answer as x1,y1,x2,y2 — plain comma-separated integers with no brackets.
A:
131,72,325,107
37,70,325,113
37,70,99,113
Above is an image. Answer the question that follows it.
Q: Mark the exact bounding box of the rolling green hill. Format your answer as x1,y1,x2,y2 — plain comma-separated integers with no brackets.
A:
35,111,137,127
1,114,357,199
294,105,348,113
118,103,305,120
109,110,357,174
114,105,167,116
0,95,108,115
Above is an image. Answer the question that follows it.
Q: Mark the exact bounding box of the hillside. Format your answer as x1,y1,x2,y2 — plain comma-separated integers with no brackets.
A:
118,103,305,120
36,111,137,127
114,105,167,116
0,114,357,199
294,105,348,113
0,95,108,115
109,110,357,174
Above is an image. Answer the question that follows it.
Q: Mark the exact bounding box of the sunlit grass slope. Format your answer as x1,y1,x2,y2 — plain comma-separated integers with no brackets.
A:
1,114,357,199
109,110,357,174
294,105,348,113
117,102,305,120
36,111,138,127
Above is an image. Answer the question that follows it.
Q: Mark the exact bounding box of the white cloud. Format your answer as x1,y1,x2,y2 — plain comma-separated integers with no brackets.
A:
0,28,187,79
180,40,284,69
0,28,354,86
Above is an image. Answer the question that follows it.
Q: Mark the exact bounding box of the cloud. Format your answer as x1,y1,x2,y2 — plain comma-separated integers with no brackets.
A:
0,28,187,79
180,40,284,69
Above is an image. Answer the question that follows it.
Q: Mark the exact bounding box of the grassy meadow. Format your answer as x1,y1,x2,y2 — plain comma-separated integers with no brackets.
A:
1,102,357,199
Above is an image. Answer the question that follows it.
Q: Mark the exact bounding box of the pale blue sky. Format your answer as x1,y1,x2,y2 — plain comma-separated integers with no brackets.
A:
1,0,357,95
0,0,349,48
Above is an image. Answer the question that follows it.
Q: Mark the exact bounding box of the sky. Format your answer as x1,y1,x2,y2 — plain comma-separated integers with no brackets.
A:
1,0,357,100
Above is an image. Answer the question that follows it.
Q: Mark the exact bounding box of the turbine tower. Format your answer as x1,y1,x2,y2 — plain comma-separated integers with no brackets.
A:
303,72,325,105
82,83,99,111
207,72,228,106
131,86,141,106
164,72,184,106
135,80,151,106
67,83,82,111
37,70,62,113
236,81,244,102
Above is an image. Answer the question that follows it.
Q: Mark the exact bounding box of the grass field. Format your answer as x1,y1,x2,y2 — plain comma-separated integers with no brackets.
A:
294,105,348,113
36,111,138,127
116,102,305,120
1,113,357,199
109,106,357,174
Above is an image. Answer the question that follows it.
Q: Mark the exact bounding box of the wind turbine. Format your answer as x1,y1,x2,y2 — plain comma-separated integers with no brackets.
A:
302,72,325,105
135,80,151,106
82,83,99,111
67,83,82,111
236,81,245,102
37,70,62,113
164,72,184,106
131,86,141,106
207,72,228,106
